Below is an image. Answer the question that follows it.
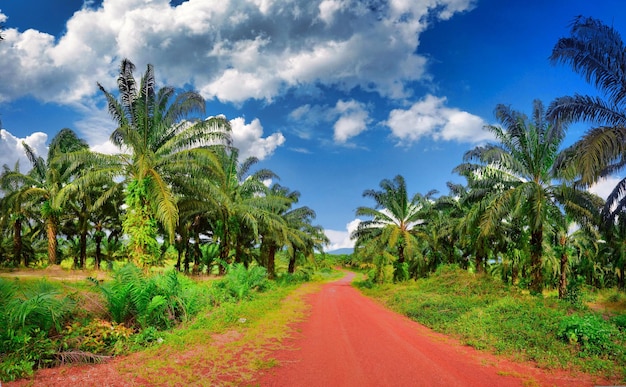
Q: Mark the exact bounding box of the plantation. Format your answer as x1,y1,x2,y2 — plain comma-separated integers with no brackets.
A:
3,11,626,385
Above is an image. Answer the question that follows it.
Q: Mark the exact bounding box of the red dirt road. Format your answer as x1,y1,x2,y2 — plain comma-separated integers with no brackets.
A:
257,272,609,387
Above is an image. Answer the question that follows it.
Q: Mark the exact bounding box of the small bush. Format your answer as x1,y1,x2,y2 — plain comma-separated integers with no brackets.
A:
611,314,626,331
558,314,620,357
564,277,584,307
62,319,134,355
217,264,271,301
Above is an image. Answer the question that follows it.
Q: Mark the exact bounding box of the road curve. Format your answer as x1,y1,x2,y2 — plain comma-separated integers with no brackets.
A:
256,272,603,387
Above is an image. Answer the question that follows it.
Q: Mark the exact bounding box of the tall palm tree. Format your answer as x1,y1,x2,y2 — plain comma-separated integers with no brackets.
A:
547,16,626,224
351,175,426,281
79,59,231,265
456,100,600,294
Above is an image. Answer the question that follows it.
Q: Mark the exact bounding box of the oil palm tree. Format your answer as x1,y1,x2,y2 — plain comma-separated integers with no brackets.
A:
456,100,600,294
8,129,89,265
78,59,231,265
351,175,426,281
548,16,626,224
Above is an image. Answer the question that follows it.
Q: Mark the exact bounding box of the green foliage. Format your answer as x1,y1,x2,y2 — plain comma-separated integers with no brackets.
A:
360,265,626,378
0,278,75,381
564,276,585,307
215,263,271,301
612,314,626,331
0,329,56,381
97,263,204,330
62,318,134,355
123,179,161,266
558,315,622,357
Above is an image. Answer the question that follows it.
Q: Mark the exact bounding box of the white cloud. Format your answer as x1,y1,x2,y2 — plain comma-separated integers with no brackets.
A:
0,0,475,104
385,94,492,145
288,100,370,143
324,218,360,251
0,129,48,172
589,176,622,200
333,100,370,143
230,117,285,160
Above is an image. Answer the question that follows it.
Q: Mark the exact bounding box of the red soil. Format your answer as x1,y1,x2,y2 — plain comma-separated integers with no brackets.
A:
255,272,612,387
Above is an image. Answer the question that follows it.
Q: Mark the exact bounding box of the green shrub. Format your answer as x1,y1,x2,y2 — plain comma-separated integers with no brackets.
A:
62,318,134,355
217,264,271,301
612,314,626,331
564,276,584,307
96,263,204,330
558,314,620,357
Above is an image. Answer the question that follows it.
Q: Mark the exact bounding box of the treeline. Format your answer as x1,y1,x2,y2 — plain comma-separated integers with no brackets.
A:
0,59,328,277
351,17,626,297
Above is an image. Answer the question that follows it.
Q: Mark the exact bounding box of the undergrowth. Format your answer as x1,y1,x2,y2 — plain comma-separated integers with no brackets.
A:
357,265,626,381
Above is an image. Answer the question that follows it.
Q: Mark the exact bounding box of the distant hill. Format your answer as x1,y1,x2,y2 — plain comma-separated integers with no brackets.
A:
325,248,354,255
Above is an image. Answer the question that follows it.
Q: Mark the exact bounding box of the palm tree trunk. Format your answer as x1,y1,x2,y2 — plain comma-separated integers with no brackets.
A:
397,244,405,264
558,252,568,299
267,244,277,280
558,235,568,299
288,250,296,274
46,218,58,265
13,217,23,266
94,232,103,270
529,228,543,295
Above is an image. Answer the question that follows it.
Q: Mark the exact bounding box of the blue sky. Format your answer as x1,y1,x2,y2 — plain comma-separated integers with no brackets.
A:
0,0,624,250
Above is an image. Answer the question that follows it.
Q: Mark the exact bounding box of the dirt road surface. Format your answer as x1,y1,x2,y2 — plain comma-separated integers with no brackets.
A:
256,272,608,387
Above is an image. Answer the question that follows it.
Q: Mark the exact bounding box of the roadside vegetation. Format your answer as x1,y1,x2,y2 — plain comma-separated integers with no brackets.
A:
356,265,626,380
0,253,341,382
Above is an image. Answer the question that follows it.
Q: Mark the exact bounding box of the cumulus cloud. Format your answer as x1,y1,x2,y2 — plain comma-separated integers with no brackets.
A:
0,129,48,172
0,0,475,104
589,176,622,200
230,117,285,160
324,218,360,251
333,100,370,143
288,99,370,144
385,94,492,145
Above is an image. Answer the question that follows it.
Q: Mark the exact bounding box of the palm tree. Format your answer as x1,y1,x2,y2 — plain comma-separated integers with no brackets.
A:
351,175,426,282
8,129,89,265
79,59,231,265
456,100,600,294
548,16,626,224
203,147,279,273
259,184,327,278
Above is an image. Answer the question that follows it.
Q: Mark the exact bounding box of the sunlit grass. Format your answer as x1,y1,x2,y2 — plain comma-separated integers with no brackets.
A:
357,265,626,382
117,280,323,385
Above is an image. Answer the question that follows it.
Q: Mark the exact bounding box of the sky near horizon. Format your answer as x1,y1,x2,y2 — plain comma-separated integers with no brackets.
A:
0,0,624,250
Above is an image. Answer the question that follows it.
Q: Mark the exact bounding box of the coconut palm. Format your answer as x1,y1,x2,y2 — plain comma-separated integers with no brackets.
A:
548,16,626,224
351,175,427,282
79,59,231,265
456,100,601,294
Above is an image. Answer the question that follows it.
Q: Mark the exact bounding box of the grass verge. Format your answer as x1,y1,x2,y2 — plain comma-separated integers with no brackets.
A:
356,265,626,382
116,280,322,386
